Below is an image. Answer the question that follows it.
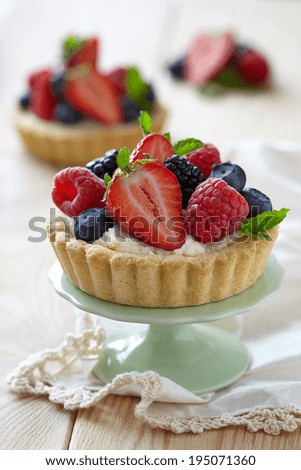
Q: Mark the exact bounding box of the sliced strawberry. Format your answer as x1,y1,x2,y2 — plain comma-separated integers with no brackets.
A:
108,67,126,95
64,67,123,125
30,69,56,120
66,37,99,68
185,33,235,85
131,134,174,165
106,162,186,250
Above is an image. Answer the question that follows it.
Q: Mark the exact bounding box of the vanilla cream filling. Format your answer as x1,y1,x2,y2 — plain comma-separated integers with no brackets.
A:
93,226,232,256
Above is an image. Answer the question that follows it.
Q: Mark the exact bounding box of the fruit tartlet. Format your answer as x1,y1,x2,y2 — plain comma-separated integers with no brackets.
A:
14,35,166,166
48,112,287,308
168,32,270,96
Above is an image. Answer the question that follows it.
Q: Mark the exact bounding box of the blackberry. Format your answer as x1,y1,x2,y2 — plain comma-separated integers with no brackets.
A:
168,57,185,80
86,149,118,180
210,161,246,192
240,188,272,218
164,155,206,208
74,208,114,243
120,94,141,122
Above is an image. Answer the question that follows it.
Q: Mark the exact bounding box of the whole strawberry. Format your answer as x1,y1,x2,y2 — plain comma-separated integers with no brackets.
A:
185,178,249,244
106,148,186,250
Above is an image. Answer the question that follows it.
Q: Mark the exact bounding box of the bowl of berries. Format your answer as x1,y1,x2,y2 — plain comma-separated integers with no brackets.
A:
14,35,167,167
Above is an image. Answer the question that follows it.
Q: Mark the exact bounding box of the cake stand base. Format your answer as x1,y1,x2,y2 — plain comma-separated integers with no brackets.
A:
93,323,249,395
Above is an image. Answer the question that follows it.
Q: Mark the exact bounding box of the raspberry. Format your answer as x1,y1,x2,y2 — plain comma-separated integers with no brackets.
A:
184,144,221,177
237,51,269,85
51,167,106,217
185,178,249,244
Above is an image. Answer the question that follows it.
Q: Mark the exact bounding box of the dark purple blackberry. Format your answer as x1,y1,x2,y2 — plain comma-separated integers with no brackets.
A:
164,155,206,208
86,149,118,180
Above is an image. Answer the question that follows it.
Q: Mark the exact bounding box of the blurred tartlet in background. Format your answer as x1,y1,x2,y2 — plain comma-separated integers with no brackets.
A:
14,35,167,166
168,32,270,97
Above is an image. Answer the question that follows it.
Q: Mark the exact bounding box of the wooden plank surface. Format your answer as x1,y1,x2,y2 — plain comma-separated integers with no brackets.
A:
1,0,301,450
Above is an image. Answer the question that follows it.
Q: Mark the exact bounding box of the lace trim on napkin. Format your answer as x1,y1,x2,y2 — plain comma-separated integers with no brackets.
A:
7,328,301,435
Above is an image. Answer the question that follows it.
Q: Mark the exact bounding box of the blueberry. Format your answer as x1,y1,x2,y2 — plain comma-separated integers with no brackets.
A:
55,102,84,124
168,57,185,80
210,161,246,192
74,208,114,243
120,94,141,122
145,84,156,102
240,188,272,218
51,71,65,100
235,43,251,57
19,92,30,110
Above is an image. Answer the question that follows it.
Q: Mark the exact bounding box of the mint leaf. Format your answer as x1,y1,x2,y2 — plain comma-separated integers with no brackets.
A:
63,35,85,62
214,67,251,89
241,208,289,240
173,138,204,156
103,174,113,200
163,132,171,142
125,67,152,113
117,147,130,170
139,111,152,135
200,82,224,98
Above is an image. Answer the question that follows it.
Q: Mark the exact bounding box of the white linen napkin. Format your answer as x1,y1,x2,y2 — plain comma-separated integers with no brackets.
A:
8,140,301,435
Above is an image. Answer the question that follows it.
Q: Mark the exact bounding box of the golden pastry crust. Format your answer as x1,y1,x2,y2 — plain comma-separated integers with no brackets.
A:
13,105,167,167
48,219,278,308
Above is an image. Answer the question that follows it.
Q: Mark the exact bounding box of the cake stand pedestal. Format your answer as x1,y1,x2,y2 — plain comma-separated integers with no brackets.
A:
49,256,283,395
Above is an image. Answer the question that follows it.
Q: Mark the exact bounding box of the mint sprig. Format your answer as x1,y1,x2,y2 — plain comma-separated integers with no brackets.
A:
241,208,289,240
63,35,85,62
125,67,152,113
117,147,131,170
173,138,204,156
139,111,152,136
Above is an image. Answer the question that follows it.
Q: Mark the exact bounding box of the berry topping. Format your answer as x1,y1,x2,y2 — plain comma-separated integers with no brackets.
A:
210,161,246,192
55,102,84,124
28,68,52,90
145,84,156,102
168,57,185,80
64,67,123,125
185,33,235,85
30,69,56,121
131,133,174,165
65,36,99,68
74,207,114,243
106,157,186,251
184,143,221,177
19,92,30,110
86,149,118,179
120,94,141,122
164,155,206,208
108,67,126,95
237,50,270,85
51,167,106,217
240,188,272,218
51,71,65,100
185,178,249,244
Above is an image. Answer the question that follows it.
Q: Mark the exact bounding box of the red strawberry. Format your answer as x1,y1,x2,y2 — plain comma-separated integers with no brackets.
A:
108,67,126,95
52,167,106,217
64,67,123,125
66,37,99,68
237,51,269,85
106,162,186,250
30,69,56,120
185,33,235,85
131,134,174,165
184,144,221,177
28,68,52,90
185,178,249,244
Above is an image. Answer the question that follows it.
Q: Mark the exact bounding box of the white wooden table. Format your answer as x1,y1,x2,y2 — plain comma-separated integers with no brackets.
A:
1,0,301,449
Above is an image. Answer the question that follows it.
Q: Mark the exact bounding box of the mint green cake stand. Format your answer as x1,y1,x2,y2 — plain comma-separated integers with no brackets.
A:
49,256,283,395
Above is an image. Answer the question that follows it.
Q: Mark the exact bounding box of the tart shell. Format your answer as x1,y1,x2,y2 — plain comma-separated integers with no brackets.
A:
48,220,278,308
13,105,167,167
